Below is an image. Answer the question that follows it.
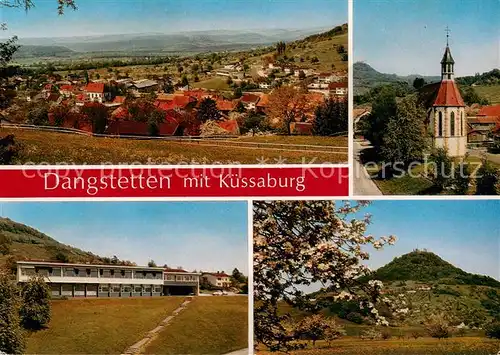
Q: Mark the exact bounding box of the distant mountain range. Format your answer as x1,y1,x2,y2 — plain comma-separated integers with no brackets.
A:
354,62,500,96
11,27,332,58
354,62,440,95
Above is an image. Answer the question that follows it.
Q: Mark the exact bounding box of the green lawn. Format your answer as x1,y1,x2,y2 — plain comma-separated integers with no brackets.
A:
1,128,347,164
258,337,500,355
26,297,186,354
474,85,500,104
370,157,497,195
192,77,231,91
145,296,248,355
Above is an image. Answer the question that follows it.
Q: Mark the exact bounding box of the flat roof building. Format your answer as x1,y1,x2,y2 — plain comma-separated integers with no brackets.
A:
17,261,200,298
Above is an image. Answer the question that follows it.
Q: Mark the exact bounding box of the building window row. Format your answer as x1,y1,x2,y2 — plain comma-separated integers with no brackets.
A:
21,267,162,280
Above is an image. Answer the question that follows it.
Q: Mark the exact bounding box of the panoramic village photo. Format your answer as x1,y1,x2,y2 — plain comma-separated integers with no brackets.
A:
253,200,500,354
0,0,348,165
353,0,500,195
0,201,249,355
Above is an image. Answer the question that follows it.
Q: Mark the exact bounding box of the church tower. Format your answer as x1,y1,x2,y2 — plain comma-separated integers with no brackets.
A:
427,28,467,157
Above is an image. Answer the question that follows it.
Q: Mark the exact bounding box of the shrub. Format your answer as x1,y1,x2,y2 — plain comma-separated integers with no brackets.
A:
425,314,451,339
20,274,51,330
381,329,392,340
346,311,364,324
0,272,25,354
485,322,500,339
0,134,22,165
411,331,422,339
361,327,382,340
296,314,345,347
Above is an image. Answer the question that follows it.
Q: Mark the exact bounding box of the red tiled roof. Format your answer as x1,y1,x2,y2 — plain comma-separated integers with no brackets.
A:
210,273,230,278
105,121,148,135
291,122,313,135
85,82,105,94
241,93,260,104
111,106,130,120
256,94,269,107
216,100,236,112
159,122,180,136
155,95,196,111
328,82,348,89
113,96,126,104
183,89,209,100
433,80,464,107
46,93,60,102
59,85,74,92
217,120,239,134
468,116,500,125
164,110,183,124
477,105,500,118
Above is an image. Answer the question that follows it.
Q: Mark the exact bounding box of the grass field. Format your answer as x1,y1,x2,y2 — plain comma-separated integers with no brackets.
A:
258,337,500,355
192,77,232,91
26,297,186,354
370,157,499,195
474,85,500,104
1,128,347,164
145,296,248,354
236,135,348,147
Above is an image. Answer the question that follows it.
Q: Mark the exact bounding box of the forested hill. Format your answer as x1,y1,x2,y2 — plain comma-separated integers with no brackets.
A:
368,250,500,288
0,217,135,270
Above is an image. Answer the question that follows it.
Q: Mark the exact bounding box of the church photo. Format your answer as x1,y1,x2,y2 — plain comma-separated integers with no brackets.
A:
352,0,500,196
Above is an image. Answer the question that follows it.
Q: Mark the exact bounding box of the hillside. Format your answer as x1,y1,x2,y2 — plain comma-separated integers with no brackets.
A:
369,250,500,288
12,27,330,58
0,217,129,269
310,250,500,327
253,24,348,73
13,45,74,59
354,62,440,95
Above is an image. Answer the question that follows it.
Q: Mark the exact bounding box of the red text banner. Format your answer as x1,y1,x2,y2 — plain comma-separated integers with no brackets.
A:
0,166,348,198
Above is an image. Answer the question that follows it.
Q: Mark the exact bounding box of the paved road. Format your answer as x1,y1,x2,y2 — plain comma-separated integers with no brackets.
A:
353,140,382,196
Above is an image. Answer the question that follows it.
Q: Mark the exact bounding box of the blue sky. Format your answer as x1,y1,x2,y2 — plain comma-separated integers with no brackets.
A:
354,0,499,76
0,201,248,274
1,0,347,38
361,200,499,280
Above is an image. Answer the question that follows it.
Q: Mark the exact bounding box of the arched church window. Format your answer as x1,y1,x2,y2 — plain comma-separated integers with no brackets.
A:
438,112,443,137
450,112,455,136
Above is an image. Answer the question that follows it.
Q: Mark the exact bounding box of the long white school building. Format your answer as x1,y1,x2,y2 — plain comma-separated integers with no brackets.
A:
17,261,200,297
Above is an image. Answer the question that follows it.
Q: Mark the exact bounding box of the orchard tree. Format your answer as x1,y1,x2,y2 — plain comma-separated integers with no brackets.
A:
313,97,348,136
428,148,454,191
253,201,399,352
452,161,471,195
379,95,427,171
425,314,452,339
197,98,221,123
0,272,25,354
412,77,426,90
81,102,108,134
20,274,51,330
475,158,499,195
267,86,307,135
